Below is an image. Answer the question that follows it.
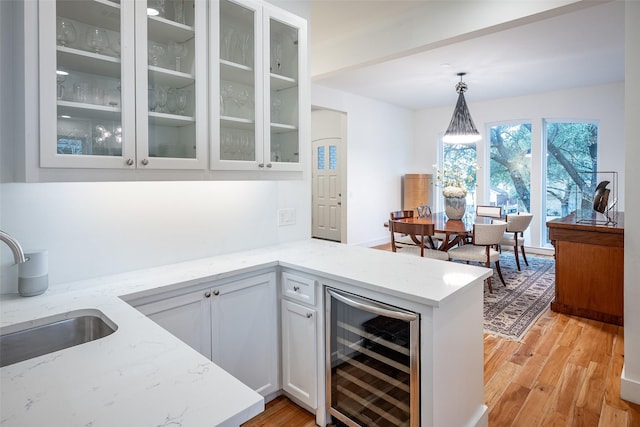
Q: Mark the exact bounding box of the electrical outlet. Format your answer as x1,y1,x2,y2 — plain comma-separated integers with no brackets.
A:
278,208,296,226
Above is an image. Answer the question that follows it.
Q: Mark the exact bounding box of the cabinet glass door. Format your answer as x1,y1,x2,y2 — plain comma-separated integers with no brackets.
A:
214,0,261,167
267,16,299,167
139,0,205,168
41,0,134,168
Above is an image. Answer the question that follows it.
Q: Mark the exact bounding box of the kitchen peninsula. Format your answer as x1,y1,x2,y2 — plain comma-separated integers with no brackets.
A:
1,239,491,427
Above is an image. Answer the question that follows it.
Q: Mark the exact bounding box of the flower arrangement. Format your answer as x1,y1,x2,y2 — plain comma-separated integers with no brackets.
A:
433,161,476,199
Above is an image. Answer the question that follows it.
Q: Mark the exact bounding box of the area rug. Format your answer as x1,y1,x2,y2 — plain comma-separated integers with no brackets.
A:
481,253,556,341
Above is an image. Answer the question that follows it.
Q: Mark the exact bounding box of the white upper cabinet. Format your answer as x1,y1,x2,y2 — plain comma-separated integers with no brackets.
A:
211,0,308,171
39,0,207,170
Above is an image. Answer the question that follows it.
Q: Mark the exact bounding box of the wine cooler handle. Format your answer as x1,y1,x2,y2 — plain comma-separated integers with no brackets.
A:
327,288,417,322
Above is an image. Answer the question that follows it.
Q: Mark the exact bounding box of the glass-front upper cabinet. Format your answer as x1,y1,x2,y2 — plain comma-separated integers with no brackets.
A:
39,0,206,170
211,0,307,171
135,0,207,169
264,6,307,171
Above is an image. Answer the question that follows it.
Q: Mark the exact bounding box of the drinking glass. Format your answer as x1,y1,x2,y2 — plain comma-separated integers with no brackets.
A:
271,95,282,123
166,88,177,113
73,82,89,103
239,32,252,66
167,41,188,72
176,90,188,115
56,18,77,46
56,70,67,100
221,27,234,61
156,86,168,113
85,27,108,53
110,34,121,57
148,41,166,67
148,86,157,112
173,0,185,24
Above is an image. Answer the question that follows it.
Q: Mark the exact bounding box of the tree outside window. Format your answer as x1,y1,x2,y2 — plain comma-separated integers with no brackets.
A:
545,121,598,219
489,123,532,214
442,143,477,209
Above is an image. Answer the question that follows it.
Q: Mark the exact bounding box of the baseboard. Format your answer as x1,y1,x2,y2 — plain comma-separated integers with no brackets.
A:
621,365,640,404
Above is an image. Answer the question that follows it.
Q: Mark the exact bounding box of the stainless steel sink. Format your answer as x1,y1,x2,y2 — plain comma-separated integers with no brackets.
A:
0,311,117,368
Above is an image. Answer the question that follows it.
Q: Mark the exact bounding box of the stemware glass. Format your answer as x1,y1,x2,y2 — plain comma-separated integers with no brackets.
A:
221,27,235,61
173,0,185,24
176,90,188,115
110,33,121,57
166,88,177,113
56,18,77,46
85,27,108,53
148,41,166,67
239,32,252,66
56,69,68,100
271,95,282,123
167,41,188,72
148,86,157,112
156,86,168,113
234,88,249,117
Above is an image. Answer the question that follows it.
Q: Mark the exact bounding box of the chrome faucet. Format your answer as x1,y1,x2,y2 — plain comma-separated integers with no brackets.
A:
0,230,27,264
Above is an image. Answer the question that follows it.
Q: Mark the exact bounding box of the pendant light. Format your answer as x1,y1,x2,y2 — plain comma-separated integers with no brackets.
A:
443,73,481,144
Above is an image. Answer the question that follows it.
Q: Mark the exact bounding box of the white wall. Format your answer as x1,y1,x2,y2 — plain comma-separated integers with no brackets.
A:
622,0,640,405
0,180,311,292
412,82,625,249
311,84,414,247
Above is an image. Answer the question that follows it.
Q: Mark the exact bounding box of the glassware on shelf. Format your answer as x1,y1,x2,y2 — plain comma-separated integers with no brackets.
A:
85,27,109,53
239,32,251,66
167,41,188,72
176,89,188,115
271,95,282,123
110,34,121,57
173,0,185,24
220,83,234,116
56,18,77,47
221,27,234,61
148,41,166,67
148,86,157,112
271,38,283,72
156,86,168,113
56,69,68,100
73,82,88,103
166,88,177,113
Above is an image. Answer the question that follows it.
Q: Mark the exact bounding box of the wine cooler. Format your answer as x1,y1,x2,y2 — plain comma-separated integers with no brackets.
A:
325,288,420,427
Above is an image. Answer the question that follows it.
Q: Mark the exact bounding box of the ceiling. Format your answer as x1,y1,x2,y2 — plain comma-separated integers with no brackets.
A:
309,1,625,110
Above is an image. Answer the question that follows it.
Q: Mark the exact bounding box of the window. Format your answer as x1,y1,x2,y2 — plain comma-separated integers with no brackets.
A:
544,121,598,240
489,123,532,214
442,142,477,208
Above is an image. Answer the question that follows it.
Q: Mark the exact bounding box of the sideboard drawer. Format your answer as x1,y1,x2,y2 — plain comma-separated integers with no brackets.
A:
281,271,316,305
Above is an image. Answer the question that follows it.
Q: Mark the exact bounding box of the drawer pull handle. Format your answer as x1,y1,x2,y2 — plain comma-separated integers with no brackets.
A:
293,286,300,292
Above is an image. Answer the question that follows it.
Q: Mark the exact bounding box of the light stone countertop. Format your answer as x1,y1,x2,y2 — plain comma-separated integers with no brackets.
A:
0,239,491,426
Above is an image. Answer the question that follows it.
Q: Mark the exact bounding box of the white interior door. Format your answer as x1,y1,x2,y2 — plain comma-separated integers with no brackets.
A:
312,137,342,241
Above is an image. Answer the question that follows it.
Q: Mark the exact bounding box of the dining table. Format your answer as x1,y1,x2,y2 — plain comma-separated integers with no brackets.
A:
388,212,494,251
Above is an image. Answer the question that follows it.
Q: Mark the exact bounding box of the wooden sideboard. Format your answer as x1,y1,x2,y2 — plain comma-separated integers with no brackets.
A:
403,174,433,215
547,212,624,325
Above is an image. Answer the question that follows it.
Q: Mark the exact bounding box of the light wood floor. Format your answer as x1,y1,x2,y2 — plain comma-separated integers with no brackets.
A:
243,246,640,426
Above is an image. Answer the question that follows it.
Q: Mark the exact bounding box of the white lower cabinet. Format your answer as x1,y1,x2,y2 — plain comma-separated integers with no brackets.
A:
281,299,317,408
210,272,279,396
135,287,212,359
131,271,278,397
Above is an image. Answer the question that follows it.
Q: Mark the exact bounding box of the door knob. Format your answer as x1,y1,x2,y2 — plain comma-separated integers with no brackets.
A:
125,158,134,166
141,158,149,166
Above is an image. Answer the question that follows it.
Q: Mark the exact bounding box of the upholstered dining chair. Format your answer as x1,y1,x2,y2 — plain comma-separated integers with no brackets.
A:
476,205,503,219
499,212,534,271
389,210,417,248
390,220,449,261
448,221,508,293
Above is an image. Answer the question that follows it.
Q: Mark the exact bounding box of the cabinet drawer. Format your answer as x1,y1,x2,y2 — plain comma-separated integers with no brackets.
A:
281,271,316,305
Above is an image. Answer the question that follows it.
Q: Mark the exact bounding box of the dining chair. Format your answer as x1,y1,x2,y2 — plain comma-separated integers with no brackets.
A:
476,205,503,219
499,212,534,271
448,221,508,292
390,219,449,261
389,210,418,248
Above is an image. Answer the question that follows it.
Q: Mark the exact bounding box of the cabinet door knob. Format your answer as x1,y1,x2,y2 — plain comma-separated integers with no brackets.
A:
266,163,272,168
213,290,220,296
258,163,265,168
141,158,149,166
204,291,211,298
306,313,313,318
293,286,300,292
125,158,134,166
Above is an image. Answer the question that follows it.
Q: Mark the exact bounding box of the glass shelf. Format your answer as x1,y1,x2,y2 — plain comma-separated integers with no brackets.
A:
57,47,120,78
57,0,121,32
149,111,195,127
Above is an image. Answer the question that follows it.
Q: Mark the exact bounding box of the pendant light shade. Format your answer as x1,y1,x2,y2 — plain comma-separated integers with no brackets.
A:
443,73,481,144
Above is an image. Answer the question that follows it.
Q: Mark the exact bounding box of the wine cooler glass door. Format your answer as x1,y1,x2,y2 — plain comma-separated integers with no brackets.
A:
325,288,420,427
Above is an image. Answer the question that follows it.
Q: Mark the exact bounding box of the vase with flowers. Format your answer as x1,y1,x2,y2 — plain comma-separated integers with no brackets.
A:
434,161,475,220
